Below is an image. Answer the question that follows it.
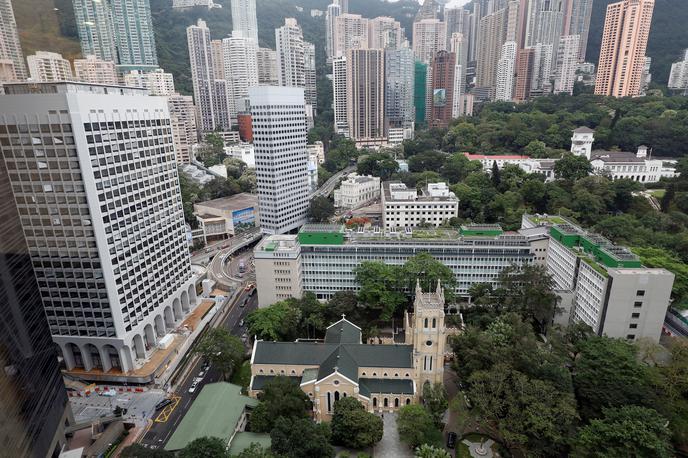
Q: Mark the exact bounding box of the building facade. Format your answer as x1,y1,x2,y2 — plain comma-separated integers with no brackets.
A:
0,0,27,80
0,82,196,375
668,49,688,94
326,3,342,62
334,14,369,58
385,47,415,129
382,181,459,229
27,51,73,83
368,16,405,50
412,19,446,65
332,56,349,135
428,51,456,128
73,0,118,63
222,31,259,120
123,69,176,96
333,173,381,209
74,55,119,86
347,49,386,146
168,93,197,164
193,193,258,242
495,41,517,101
256,47,279,86
553,34,580,94
110,0,158,71
254,234,303,306
230,0,259,42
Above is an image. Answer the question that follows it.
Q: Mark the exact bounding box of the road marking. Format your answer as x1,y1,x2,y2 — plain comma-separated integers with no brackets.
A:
154,394,181,423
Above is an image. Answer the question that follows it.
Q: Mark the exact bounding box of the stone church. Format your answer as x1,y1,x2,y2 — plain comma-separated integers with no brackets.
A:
248,280,451,421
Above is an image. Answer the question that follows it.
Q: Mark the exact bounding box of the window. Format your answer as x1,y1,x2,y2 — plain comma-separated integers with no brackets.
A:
636,290,645,296
627,334,636,340
634,301,643,308
426,340,433,347
631,313,640,318
629,323,638,329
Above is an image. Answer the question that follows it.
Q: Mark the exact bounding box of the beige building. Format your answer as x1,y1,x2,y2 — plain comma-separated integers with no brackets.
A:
334,14,369,58
595,0,654,97
475,1,519,100
27,51,73,82
73,55,118,85
254,234,303,306
193,193,258,242
346,49,386,147
168,93,197,164
368,16,404,50
412,19,446,65
249,281,454,421
123,69,176,96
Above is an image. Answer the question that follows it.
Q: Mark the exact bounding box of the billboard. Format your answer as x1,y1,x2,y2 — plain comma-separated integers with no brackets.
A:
232,207,256,232
433,88,446,107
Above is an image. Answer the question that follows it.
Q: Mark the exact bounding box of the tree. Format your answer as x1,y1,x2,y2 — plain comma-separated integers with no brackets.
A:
572,406,673,458
402,252,457,302
554,153,592,181
397,404,443,449
308,196,335,222
180,436,229,458
414,444,451,458
246,300,302,341
121,444,173,458
270,417,333,458
231,443,275,458
422,382,448,427
250,377,312,433
491,161,501,187
524,140,547,158
354,261,406,320
194,329,244,381
331,397,383,448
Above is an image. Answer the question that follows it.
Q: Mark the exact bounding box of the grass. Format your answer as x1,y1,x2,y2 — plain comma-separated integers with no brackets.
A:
14,0,81,61
649,189,666,199
533,215,566,225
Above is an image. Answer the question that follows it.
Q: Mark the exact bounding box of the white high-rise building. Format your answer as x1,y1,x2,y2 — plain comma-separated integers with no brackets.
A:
222,31,259,119
325,3,342,62
334,14,369,58
168,93,198,164
332,56,349,135
250,86,309,235
495,41,517,101
72,0,118,63
276,18,306,88
74,55,119,85
368,16,405,50
531,42,553,94
668,49,688,94
347,49,386,146
27,52,74,82
110,0,158,70
304,42,318,113
553,34,580,94
0,0,27,80
450,32,467,117
230,0,258,43
257,47,279,85
412,19,446,64
0,82,196,374
385,47,415,128
123,69,176,95
563,0,593,60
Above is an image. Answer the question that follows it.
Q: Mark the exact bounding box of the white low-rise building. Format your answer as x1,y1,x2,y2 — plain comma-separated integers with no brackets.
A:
333,173,381,209
388,125,415,145
307,141,325,164
382,181,459,229
463,153,556,182
225,142,255,168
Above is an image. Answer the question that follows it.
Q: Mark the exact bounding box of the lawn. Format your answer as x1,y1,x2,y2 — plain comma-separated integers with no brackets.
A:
649,189,666,199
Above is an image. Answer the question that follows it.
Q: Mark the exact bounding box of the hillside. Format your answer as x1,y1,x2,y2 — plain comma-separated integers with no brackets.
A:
12,0,81,61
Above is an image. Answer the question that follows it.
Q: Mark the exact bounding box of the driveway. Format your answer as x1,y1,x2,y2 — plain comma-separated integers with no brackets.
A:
373,412,413,458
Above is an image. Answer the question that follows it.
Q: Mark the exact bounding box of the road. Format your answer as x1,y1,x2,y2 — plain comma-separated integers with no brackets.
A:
310,165,355,199
190,227,261,267
208,240,257,288
138,290,258,450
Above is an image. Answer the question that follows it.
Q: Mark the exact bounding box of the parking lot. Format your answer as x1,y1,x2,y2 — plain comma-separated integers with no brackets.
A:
70,388,167,425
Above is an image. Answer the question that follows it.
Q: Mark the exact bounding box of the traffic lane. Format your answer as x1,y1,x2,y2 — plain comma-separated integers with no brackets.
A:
229,295,257,336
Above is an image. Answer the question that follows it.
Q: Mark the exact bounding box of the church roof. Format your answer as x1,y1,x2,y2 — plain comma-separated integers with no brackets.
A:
325,318,362,344
359,378,415,397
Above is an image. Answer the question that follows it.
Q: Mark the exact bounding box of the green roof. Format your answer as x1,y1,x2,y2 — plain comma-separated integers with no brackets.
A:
227,432,271,456
359,378,415,398
164,383,258,451
460,224,503,237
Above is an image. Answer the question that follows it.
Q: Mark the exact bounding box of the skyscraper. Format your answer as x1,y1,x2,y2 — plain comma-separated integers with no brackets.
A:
445,6,471,50
304,42,318,113
368,16,405,50
276,18,306,88
230,0,259,43
514,47,535,100
110,0,158,70
385,47,415,128
250,86,309,235
415,0,438,22
334,14,369,58
0,143,70,458
595,0,655,98
335,0,349,14
475,1,518,99
428,50,455,128
257,47,279,85
222,31,259,119
27,51,74,82
123,68,176,95
74,55,119,85
668,49,688,95
495,41,517,101
562,0,593,60
347,49,386,146
412,19,447,64
169,93,198,164
450,33,468,117
332,56,349,135
0,82,196,375
553,34,580,94
414,61,428,123
326,3,342,62
73,0,118,63
211,39,225,79
0,0,27,80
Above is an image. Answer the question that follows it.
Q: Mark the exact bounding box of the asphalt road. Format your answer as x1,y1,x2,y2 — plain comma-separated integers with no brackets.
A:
139,290,258,450
311,165,355,198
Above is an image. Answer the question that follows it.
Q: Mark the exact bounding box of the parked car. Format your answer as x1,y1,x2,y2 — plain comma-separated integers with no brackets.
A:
447,432,458,449
155,398,172,411
188,379,201,393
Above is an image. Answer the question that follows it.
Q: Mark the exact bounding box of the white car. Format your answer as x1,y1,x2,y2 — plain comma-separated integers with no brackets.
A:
188,379,200,393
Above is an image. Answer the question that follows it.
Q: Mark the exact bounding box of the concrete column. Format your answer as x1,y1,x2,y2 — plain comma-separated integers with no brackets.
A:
120,346,134,372
80,345,93,371
173,299,183,320
61,344,76,370
154,314,166,337
99,346,112,372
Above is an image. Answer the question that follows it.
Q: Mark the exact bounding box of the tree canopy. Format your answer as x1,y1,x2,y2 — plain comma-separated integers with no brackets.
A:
250,376,312,433
194,328,245,381
397,404,443,449
330,397,383,449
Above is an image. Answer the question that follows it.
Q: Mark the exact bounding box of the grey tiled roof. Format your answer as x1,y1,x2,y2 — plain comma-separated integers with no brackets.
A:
359,378,415,397
325,319,362,344
253,342,337,365
250,375,301,391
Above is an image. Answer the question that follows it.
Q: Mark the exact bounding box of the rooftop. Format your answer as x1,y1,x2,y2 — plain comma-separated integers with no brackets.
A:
194,193,258,211
2,81,147,96
463,153,531,160
573,126,595,134
383,181,458,202
590,150,645,163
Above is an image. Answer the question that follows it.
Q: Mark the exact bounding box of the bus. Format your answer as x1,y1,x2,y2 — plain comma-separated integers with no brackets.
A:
238,260,246,273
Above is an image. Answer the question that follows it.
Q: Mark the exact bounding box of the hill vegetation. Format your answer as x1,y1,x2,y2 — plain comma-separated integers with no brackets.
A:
13,0,81,61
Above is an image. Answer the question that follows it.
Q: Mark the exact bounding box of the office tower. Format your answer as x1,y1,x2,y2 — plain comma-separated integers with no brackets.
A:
347,49,386,146
553,34,580,94
332,56,349,135
123,68,176,95
531,42,553,95
276,18,306,88
110,0,158,70
0,0,27,80
385,47,415,128
475,1,518,99
169,93,198,163
249,86,309,235
514,47,535,100
304,42,318,113
212,79,232,131
415,0,438,21
450,33,468,117
74,55,119,85
368,17,405,50
335,0,348,14
222,31,259,119
257,47,279,85
230,0,258,42
27,51,74,82
0,82,195,374
412,19,447,64
0,147,71,458
428,50,455,128
73,0,118,63
527,0,564,48
334,14,369,58
326,3,341,62
595,0,654,97
668,49,688,94
563,0,593,60
445,6,470,50
187,19,228,132
414,61,428,123
211,39,225,79
495,41,517,101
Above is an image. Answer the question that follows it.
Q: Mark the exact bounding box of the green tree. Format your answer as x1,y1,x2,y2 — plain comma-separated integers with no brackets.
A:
331,397,383,448
397,404,443,449
250,377,312,433
270,417,333,458
553,153,592,181
524,140,547,157
402,252,457,302
308,196,335,222
180,436,229,458
572,406,673,458
653,339,688,446
121,444,173,457
194,329,244,381
231,443,275,458
354,261,406,320
422,382,448,427
246,300,302,341
491,161,501,187
357,152,399,179
414,444,451,458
